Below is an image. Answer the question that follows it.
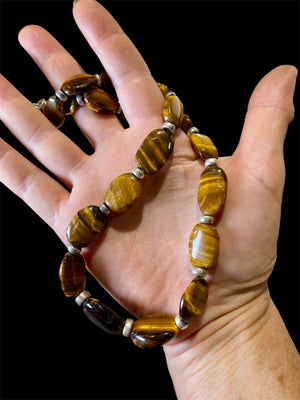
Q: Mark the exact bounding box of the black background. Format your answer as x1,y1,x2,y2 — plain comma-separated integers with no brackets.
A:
0,1,299,399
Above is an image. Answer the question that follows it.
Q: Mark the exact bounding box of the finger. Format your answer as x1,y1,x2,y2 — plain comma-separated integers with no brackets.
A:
18,25,123,145
0,74,85,188
73,0,164,126
0,138,68,232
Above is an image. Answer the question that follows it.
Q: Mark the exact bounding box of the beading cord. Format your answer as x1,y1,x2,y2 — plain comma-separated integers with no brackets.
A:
34,73,227,349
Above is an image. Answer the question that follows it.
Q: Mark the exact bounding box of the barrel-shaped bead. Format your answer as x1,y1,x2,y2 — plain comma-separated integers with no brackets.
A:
61,74,100,96
59,252,86,297
103,173,142,213
190,133,218,160
198,166,227,215
189,223,219,268
66,206,108,248
181,114,194,134
163,95,184,128
43,96,65,128
135,129,174,175
131,313,179,349
83,88,119,114
179,277,208,323
83,298,125,335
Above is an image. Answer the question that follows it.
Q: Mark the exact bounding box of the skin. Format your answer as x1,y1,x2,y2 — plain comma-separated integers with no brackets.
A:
0,0,299,398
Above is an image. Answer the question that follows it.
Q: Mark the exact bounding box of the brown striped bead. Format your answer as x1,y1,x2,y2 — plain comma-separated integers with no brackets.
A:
135,129,174,175
157,82,169,97
179,277,208,323
66,206,108,248
181,114,193,134
189,223,219,268
163,95,184,128
83,88,119,114
43,96,65,128
131,313,179,349
59,252,86,297
61,73,100,96
190,133,218,160
198,166,227,216
103,173,142,213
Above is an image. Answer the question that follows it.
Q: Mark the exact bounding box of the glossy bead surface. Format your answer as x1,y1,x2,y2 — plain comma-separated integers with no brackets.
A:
131,313,179,349
66,206,108,248
181,114,193,134
61,74,100,96
189,223,219,268
103,173,142,213
83,88,119,114
83,298,125,335
179,277,208,323
190,133,218,160
157,82,169,97
43,96,65,128
198,166,227,215
135,129,174,175
163,95,184,128
59,252,86,297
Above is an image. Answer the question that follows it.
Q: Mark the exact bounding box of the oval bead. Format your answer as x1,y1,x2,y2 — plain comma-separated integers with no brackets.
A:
189,223,219,268
130,313,179,349
83,88,119,114
83,298,125,335
198,166,227,216
66,205,108,248
103,173,142,213
190,133,218,160
135,129,174,175
179,277,208,323
181,114,193,134
61,73,100,96
157,82,169,98
163,95,184,128
43,96,65,128
59,252,86,297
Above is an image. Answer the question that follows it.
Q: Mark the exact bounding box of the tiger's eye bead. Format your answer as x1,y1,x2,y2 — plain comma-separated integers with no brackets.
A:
83,298,125,335
179,277,208,323
61,74,100,96
103,173,142,213
198,166,227,215
43,96,65,128
135,129,174,175
189,223,220,268
130,313,179,349
181,114,193,134
83,88,119,114
190,133,218,160
66,206,108,248
59,252,86,297
163,95,184,128
157,82,169,98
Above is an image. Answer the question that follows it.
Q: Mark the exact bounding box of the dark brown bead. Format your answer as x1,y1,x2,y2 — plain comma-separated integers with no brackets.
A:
181,114,193,133
59,252,86,297
179,277,208,323
83,88,119,114
43,96,65,128
61,74,100,96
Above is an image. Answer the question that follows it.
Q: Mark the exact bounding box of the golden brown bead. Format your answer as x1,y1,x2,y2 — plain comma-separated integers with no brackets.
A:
190,133,218,160
198,166,227,216
135,129,174,175
181,114,193,134
189,223,219,268
163,95,184,128
43,96,65,128
59,252,86,297
103,173,142,213
179,277,208,323
83,88,119,114
66,206,108,248
130,313,179,349
157,82,170,98
61,73,100,96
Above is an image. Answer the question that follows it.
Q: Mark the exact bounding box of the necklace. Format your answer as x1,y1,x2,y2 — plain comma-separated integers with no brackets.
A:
34,72,227,349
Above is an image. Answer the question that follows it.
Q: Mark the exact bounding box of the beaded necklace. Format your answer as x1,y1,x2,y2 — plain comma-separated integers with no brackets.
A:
34,72,227,349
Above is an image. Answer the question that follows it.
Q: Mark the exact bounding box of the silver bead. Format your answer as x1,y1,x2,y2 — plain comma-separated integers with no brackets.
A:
99,202,111,215
33,98,47,110
67,243,81,255
192,267,207,277
75,94,85,107
165,91,176,98
55,89,68,102
199,215,214,224
122,318,135,337
175,315,189,331
132,167,145,180
94,74,102,87
162,121,176,135
204,158,218,168
116,102,122,115
75,290,91,306
187,126,199,137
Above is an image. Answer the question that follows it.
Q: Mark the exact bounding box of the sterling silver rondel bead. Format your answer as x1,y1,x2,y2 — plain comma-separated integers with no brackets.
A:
204,158,218,168
122,318,135,337
75,290,91,306
175,315,189,330
162,121,176,135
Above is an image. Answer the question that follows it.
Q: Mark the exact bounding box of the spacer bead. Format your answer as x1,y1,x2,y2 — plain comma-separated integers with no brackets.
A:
192,267,208,277
132,167,145,180
165,91,176,98
204,158,218,168
94,74,102,87
75,290,91,306
75,94,85,107
33,98,47,110
199,215,214,224
122,318,135,337
99,202,111,215
187,126,199,137
162,121,176,135
55,90,68,102
67,243,81,255
175,315,189,330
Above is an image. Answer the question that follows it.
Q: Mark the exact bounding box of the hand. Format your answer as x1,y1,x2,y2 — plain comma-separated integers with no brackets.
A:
0,0,299,398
